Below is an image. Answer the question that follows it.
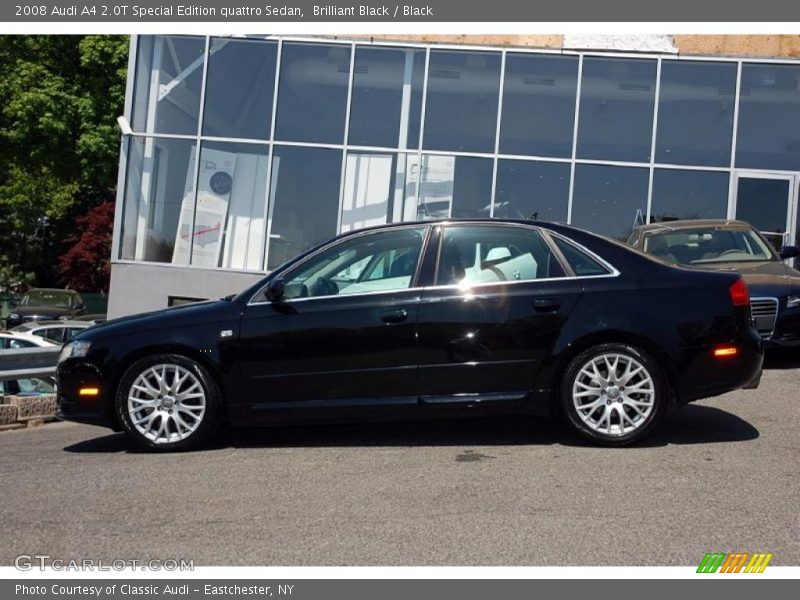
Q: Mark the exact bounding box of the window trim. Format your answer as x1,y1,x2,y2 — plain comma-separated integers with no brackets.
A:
248,223,433,305
248,222,621,305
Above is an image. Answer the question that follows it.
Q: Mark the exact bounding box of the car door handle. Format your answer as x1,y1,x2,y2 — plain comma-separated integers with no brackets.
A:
380,309,408,324
533,298,561,312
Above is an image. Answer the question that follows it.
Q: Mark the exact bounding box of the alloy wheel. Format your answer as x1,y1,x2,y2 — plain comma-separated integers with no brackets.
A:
571,352,655,436
127,363,207,444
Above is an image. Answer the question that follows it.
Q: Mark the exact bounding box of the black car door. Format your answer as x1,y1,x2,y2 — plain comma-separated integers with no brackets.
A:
416,223,582,404
236,226,430,416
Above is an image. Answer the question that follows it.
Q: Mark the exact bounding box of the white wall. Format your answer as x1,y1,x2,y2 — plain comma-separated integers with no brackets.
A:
107,262,263,318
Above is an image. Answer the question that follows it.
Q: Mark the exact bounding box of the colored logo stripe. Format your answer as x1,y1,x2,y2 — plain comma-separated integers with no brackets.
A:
697,552,773,573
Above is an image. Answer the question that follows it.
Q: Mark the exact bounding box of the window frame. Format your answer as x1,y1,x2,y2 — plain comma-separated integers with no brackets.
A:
248,224,433,304
431,222,619,289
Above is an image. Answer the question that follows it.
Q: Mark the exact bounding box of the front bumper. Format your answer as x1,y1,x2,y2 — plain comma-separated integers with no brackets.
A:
765,307,800,348
56,358,118,430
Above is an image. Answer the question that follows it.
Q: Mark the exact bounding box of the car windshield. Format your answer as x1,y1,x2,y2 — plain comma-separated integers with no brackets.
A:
642,227,775,265
21,291,73,307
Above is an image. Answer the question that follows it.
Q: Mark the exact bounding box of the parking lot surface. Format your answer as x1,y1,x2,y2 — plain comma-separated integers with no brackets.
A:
1,358,799,566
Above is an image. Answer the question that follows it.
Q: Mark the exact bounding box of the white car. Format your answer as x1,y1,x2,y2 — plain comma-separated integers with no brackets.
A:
0,330,59,350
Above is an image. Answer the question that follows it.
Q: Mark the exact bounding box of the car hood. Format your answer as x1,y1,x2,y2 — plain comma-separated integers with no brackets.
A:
686,260,800,297
11,305,73,318
74,300,244,342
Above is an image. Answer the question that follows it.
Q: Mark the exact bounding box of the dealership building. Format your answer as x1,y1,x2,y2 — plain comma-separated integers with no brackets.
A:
108,34,800,317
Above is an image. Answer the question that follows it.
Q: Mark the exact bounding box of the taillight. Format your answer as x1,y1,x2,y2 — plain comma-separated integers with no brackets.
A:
729,278,750,307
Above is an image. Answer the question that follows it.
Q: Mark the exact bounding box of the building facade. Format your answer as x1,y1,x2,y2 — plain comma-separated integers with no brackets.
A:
109,34,800,317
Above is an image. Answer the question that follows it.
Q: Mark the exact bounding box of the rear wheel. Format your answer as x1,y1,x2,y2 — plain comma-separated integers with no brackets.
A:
115,354,222,451
560,343,667,445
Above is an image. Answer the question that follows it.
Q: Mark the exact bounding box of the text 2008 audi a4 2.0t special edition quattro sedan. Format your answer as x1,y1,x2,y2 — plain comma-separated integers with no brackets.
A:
57,220,763,450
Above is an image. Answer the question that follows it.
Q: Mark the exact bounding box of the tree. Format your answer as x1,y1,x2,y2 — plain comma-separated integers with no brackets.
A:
0,35,128,290
58,201,115,293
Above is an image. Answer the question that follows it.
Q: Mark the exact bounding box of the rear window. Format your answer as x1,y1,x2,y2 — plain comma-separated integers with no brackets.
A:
552,236,611,277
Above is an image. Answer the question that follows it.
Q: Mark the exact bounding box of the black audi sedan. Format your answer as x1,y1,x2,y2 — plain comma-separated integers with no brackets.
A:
57,220,762,451
627,220,800,348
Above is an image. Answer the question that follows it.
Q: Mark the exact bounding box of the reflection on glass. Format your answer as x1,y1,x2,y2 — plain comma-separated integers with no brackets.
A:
655,61,736,167
267,146,342,270
436,225,565,285
494,160,570,222
182,142,270,270
274,43,351,144
577,57,657,162
736,178,790,235
349,47,425,149
572,164,649,240
120,137,197,263
414,155,493,220
342,152,424,232
499,54,578,157
202,39,277,139
650,169,729,223
423,51,501,153
736,63,800,171
131,35,205,135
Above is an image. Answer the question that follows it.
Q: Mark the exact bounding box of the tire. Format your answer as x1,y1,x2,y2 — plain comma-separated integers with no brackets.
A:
559,343,667,446
115,353,223,452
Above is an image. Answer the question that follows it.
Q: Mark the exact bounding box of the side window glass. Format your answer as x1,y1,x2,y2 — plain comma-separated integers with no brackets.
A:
8,339,35,349
41,329,64,343
280,227,426,300
436,225,565,286
552,236,611,276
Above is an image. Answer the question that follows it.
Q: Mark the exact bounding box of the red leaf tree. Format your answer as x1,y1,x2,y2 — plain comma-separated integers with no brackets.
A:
58,201,114,292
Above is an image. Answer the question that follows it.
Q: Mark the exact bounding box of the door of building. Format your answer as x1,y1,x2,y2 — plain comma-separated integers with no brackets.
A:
732,172,796,251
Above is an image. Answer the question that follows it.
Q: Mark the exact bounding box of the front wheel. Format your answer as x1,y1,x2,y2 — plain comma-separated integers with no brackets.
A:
560,344,668,446
116,354,222,451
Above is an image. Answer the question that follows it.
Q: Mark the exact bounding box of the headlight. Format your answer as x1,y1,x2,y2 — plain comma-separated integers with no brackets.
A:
787,296,800,309
8,313,19,320
59,340,91,363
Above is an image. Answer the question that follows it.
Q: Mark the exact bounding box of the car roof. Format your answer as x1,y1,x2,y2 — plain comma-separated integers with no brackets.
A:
22,320,91,328
634,219,752,234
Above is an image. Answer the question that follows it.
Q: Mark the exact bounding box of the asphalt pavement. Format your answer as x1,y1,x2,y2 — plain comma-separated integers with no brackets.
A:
1,355,799,566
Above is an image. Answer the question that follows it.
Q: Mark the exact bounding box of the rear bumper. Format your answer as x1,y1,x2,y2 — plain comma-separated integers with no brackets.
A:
677,329,764,404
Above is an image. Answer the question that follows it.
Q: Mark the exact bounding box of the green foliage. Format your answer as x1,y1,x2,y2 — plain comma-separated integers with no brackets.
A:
0,35,128,290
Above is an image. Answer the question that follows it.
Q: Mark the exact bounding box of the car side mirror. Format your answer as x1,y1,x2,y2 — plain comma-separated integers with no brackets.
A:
780,245,800,260
265,278,286,303
75,302,85,311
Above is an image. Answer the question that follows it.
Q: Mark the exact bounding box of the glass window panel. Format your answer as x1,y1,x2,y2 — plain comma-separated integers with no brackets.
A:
267,146,342,270
120,137,197,263
341,152,426,232
736,63,800,171
280,227,426,300
577,57,657,162
186,141,269,270
494,160,570,221
413,155,493,220
202,39,277,139
499,54,578,157
551,236,610,276
736,177,790,234
423,51,502,153
436,225,565,286
274,43,351,144
650,169,729,223
131,35,205,136
348,47,425,149
571,164,649,241
655,61,736,167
